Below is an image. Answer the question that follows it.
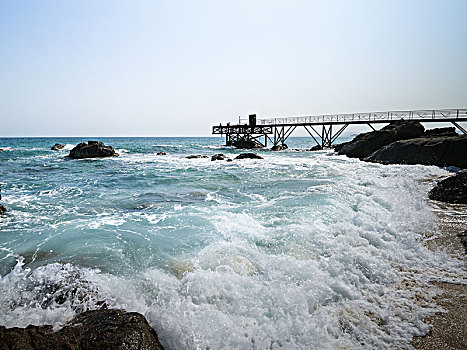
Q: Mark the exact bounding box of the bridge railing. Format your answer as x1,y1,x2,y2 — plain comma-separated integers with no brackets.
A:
257,108,467,125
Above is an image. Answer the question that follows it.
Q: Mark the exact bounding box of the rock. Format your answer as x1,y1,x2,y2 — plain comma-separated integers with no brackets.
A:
338,120,424,158
428,170,467,204
310,145,322,151
0,309,164,350
423,127,458,138
68,141,118,159
51,143,65,150
333,142,349,152
0,204,6,213
366,135,467,169
232,137,263,149
211,154,226,161
456,230,467,250
271,144,288,151
235,153,264,160
186,155,209,159
226,159,233,162
157,152,166,155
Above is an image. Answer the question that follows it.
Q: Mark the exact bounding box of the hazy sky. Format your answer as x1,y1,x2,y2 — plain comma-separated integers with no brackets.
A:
1,0,466,136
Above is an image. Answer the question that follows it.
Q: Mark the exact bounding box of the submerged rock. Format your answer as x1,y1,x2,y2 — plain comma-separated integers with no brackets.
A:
186,155,209,159
271,144,288,151
338,120,424,158
366,135,467,169
156,152,166,155
0,309,164,350
428,170,467,204
232,137,263,149
235,153,264,160
68,141,118,159
51,143,65,150
211,153,226,161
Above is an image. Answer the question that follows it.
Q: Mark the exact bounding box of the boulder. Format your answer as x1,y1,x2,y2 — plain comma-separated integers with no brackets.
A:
51,143,65,150
0,309,164,350
423,127,458,138
0,204,6,213
338,120,424,158
68,141,118,159
310,145,322,151
271,144,288,151
156,152,166,155
186,155,209,159
235,153,264,160
211,154,226,161
232,137,263,149
366,135,467,169
428,170,467,204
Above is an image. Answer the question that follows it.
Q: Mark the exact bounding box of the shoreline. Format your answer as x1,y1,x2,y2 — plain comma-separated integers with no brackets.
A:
411,200,467,349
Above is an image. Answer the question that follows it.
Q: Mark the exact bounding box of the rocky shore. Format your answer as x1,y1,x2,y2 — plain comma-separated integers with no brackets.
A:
0,309,164,350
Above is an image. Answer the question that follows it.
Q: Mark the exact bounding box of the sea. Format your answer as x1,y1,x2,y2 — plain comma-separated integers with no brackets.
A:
0,137,464,349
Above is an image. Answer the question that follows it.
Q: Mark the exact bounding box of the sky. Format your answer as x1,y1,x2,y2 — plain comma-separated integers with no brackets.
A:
1,0,466,137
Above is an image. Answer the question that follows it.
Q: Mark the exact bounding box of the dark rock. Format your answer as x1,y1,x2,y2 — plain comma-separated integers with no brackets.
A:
271,144,288,151
232,137,263,149
456,230,467,250
186,155,209,159
51,143,65,150
333,142,349,152
428,170,467,204
0,309,164,350
226,159,233,162
366,135,467,169
0,204,6,213
211,154,226,161
156,152,166,155
338,120,424,158
235,153,264,160
68,141,118,159
310,145,322,151
423,127,458,138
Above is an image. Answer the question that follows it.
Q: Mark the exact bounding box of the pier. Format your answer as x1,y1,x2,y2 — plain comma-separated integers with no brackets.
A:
212,108,467,148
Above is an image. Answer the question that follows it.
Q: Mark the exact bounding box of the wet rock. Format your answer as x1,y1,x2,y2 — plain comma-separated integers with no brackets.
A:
333,142,349,152
68,141,118,159
232,137,263,149
0,204,6,213
428,170,467,204
0,309,164,350
235,153,264,160
156,152,166,155
338,120,424,158
186,155,209,159
211,154,226,161
310,145,322,151
423,127,458,138
51,143,65,150
366,135,467,169
271,144,288,151
456,230,467,251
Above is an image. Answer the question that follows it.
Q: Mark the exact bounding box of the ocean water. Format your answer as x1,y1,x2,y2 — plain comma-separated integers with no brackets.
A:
0,137,463,349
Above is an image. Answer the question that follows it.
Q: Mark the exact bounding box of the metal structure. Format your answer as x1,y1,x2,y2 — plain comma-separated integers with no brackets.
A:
212,108,467,148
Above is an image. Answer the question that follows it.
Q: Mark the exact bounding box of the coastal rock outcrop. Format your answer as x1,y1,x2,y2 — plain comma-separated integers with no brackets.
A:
211,154,226,161
0,309,164,350
366,135,467,168
428,170,467,204
271,144,288,151
68,141,118,159
232,137,263,149
310,145,323,151
235,153,264,160
51,143,65,150
186,155,209,159
338,120,424,158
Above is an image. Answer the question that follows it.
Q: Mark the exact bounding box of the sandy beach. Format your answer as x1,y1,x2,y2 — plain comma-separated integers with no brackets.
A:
412,201,467,349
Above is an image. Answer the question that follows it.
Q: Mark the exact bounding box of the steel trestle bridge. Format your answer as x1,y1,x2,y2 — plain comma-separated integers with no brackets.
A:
212,108,467,148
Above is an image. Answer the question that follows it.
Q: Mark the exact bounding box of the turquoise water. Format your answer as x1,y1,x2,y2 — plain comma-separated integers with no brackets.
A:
0,137,463,349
